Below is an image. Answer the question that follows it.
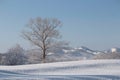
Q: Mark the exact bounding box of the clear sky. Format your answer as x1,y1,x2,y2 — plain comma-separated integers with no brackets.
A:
0,0,120,52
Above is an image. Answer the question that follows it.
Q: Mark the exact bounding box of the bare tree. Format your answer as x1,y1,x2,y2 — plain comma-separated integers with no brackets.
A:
5,44,27,65
22,17,62,62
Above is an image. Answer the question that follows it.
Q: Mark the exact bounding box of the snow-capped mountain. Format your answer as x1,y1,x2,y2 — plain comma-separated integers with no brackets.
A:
47,46,95,62
75,46,95,53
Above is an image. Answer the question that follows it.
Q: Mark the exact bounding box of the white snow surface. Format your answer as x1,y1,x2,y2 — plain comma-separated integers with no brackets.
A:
0,60,120,80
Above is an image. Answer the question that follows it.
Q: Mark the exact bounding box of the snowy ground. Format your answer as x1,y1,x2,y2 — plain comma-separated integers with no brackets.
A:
0,60,120,80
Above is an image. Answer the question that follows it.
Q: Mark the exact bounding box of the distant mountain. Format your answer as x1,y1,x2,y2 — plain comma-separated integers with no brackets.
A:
25,46,120,63
47,46,95,62
93,47,120,59
105,47,120,53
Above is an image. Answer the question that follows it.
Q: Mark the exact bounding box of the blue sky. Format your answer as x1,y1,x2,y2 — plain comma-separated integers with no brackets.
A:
0,0,120,52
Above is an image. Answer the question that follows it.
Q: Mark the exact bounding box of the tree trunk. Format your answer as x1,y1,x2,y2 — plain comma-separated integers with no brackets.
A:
42,49,46,63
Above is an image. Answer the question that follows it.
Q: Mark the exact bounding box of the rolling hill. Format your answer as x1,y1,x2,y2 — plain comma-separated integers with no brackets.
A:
0,60,120,80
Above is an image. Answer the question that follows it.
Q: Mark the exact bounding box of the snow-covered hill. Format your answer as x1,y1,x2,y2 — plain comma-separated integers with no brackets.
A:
47,46,95,62
0,60,120,80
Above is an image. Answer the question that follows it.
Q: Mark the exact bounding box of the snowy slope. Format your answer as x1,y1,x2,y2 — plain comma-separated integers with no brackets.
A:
0,60,120,80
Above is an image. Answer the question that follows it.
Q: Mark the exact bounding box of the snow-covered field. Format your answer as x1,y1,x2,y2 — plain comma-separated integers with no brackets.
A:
0,60,120,80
